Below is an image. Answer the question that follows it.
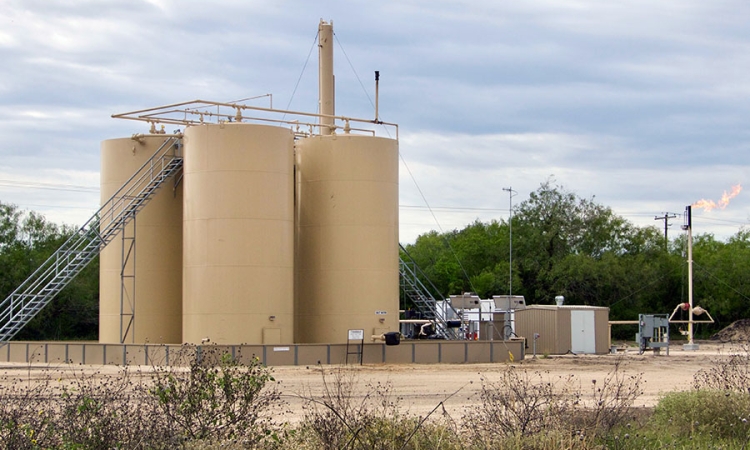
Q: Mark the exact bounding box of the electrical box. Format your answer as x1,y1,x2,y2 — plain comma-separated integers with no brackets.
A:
492,295,527,311
638,314,670,355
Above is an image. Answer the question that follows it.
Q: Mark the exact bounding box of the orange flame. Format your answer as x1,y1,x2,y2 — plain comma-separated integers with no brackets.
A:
693,184,743,211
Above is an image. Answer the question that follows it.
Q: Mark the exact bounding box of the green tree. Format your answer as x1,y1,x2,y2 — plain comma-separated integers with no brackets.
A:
0,201,98,340
402,220,518,298
511,180,648,303
402,180,749,338
691,230,750,327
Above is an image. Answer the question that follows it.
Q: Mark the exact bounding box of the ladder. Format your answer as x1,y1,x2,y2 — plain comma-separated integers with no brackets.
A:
399,244,461,339
0,137,183,344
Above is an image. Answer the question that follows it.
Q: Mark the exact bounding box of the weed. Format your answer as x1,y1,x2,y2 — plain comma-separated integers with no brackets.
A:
652,390,750,441
150,348,280,446
463,359,644,448
294,367,463,450
694,344,750,393
7,347,750,449
463,367,578,446
573,359,644,436
0,345,281,449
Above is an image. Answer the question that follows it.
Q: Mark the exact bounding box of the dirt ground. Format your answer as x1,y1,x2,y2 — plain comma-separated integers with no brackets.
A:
0,340,743,423
711,319,750,342
269,340,741,422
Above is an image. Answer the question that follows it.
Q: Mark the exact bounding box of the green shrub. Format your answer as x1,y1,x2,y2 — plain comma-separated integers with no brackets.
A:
653,390,750,440
149,348,281,446
0,345,282,449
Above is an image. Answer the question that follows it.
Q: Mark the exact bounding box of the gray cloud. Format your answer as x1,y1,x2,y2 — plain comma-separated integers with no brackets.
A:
1,0,749,242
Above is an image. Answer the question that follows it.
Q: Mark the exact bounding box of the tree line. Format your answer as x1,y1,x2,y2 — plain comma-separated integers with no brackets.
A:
0,201,98,340
2,178,748,341
402,181,750,338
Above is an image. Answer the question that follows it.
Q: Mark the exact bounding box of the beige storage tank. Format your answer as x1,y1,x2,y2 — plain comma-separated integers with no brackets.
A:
182,123,295,345
295,134,399,344
99,136,183,344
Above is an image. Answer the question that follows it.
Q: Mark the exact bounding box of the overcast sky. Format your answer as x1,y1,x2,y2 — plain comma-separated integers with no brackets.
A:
2,0,749,244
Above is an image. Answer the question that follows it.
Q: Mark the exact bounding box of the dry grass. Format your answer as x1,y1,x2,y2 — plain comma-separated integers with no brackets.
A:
0,346,282,449
3,343,750,449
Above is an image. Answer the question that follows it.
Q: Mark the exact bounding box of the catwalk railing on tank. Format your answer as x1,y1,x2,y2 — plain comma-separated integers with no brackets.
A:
111,98,399,140
399,244,462,340
0,137,183,344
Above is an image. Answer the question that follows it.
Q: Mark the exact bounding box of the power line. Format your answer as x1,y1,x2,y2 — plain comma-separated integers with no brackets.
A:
692,216,750,226
282,28,319,116
398,152,477,293
694,261,750,304
0,179,98,193
400,205,508,213
11,203,97,211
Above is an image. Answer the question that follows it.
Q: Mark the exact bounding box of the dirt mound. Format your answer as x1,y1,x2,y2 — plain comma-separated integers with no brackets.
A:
711,319,750,342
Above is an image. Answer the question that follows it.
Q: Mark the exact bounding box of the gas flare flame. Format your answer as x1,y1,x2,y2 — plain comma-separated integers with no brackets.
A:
692,184,742,211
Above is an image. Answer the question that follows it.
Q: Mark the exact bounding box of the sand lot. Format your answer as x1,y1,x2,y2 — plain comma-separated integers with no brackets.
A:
269,341,740,421
0,341,742,423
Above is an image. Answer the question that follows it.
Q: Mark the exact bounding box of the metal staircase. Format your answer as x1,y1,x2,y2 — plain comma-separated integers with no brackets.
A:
399,244,461,339
0,137,183,343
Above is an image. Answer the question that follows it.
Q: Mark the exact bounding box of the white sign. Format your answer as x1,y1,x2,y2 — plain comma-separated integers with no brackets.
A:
273,347,290,352
375,311,387,315
348,329,364,340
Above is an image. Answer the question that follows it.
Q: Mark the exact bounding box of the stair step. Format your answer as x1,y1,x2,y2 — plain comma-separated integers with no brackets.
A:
0,137,183,343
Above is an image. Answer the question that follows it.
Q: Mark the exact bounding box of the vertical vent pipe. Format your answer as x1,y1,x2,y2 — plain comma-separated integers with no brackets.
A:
375,70,380,122
318,20,334,135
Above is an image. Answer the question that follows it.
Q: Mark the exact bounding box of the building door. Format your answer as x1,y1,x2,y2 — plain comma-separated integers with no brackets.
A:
570,310,596,354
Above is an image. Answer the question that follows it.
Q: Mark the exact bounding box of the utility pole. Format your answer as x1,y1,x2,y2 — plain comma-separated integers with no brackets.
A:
502,187,517,296
654,212,677,249
682,205,698,351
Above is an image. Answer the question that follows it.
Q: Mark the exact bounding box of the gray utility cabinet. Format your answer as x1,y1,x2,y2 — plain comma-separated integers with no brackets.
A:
637,314,669,355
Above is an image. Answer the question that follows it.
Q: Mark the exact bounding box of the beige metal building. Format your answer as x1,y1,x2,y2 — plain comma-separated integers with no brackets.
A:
515,305,610,355
99,136,183,344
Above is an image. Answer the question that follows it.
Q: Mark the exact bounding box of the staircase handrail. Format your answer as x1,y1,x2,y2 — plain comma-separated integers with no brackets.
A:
399,244,446,303
399,244,462,339
0,137,182,342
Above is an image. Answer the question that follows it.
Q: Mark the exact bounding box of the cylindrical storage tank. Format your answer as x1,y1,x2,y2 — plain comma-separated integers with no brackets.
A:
99,136,183,344
295,134,399,344
182,123,294,345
